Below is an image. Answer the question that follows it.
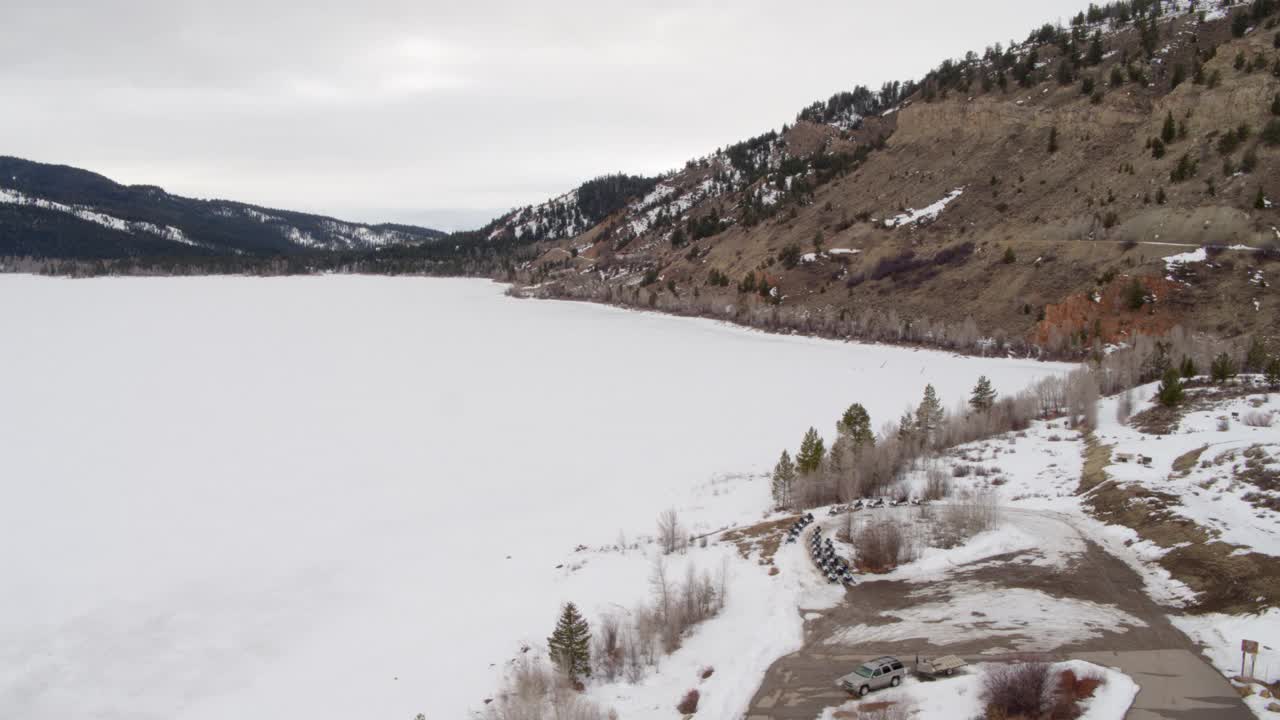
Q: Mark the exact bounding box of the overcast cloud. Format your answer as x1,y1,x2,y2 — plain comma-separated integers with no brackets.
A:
2,1,1087,230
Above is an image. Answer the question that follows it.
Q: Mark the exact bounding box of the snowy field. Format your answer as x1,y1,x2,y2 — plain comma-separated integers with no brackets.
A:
0,275,1069,719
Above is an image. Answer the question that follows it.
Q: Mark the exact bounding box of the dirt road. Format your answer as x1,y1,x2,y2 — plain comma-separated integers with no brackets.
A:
743,508,1249,719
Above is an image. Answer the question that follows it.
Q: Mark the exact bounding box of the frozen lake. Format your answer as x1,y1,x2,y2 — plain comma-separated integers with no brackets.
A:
0,275,1068,719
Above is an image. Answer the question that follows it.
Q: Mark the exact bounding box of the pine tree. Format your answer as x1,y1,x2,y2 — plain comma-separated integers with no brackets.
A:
796,428,826,475
1157,367,1185,407
771,450,796,508
1244,336,1268,372
1161,112,1177,144
1048,126,1059,154
1265,357,1280,389
1087,31,1104,66
1211,352,1238,383
897,409,917,444
1125,278,1147,310
969,376,997,412
837,403,874,448
1179,355,1198,379
548,603,591,682
1255,188,1268,210
916,384,944,439
1272,94,1280,116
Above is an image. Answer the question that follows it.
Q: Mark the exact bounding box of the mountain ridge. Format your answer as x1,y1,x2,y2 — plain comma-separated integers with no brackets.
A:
0,156,446,258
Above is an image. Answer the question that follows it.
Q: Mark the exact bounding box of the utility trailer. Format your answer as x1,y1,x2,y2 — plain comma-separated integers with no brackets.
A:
914,655,966,678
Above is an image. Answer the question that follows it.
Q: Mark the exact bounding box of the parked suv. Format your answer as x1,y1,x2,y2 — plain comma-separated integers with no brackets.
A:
837,656,907,697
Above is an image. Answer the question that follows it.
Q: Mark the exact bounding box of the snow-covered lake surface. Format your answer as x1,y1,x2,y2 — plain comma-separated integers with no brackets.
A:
0,275,1069,719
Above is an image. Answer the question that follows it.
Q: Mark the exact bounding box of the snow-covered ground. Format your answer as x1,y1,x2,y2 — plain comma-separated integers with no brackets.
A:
0,275,1069,720
826,581,1145,653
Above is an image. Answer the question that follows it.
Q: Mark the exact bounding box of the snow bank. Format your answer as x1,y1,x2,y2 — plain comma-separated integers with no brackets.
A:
883,188,964,228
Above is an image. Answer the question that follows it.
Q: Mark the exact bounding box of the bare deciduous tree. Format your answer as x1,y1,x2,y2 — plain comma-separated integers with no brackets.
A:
656,508,686,555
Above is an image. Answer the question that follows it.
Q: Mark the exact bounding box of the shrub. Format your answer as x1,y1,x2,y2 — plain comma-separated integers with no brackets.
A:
1243,411,1275,428
676,689,699,714
1151,137,1166,158
856,519,915,572
780,243,802,269
1053,668,1106,716
1125,278,1147,310
1157,367,1185,407
983,662,1052,719
1242,148,1259,173
1116,389,1134,423
1211,352,1239,383
1262,119,1280,146
1003,247,1016,264
924,466,953,500
934,489,1000,549
1170,153,1197,182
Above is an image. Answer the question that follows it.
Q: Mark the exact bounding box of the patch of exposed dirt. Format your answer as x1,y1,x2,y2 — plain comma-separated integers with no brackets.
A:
1172,445,1209,475
722,516,798,568
1078,435,1113,494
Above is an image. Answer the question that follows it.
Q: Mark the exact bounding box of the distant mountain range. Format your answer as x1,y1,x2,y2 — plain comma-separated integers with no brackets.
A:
0,156,446,258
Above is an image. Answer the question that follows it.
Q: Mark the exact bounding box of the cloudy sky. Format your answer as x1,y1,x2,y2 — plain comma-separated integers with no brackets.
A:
2,1,1087,230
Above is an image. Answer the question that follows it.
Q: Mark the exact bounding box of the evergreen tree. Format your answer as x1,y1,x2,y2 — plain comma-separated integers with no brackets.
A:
1048,126,1060,154
1161,112,1177,144
547,603,591,682
796,427,826,475
1272,94,1280,116
771,450,796,508
1179,355,1198,379
897,409,917,444
1256,188,1268,210
837,403,874,448
1265,356,1280,389
969,376,997,412
1125,278,1147,310
1087,31,1104,66
1244,336,1269,372
1157,367,1185,407
1211,352,1238,383
915,384,944,440
1151,137,1166,159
